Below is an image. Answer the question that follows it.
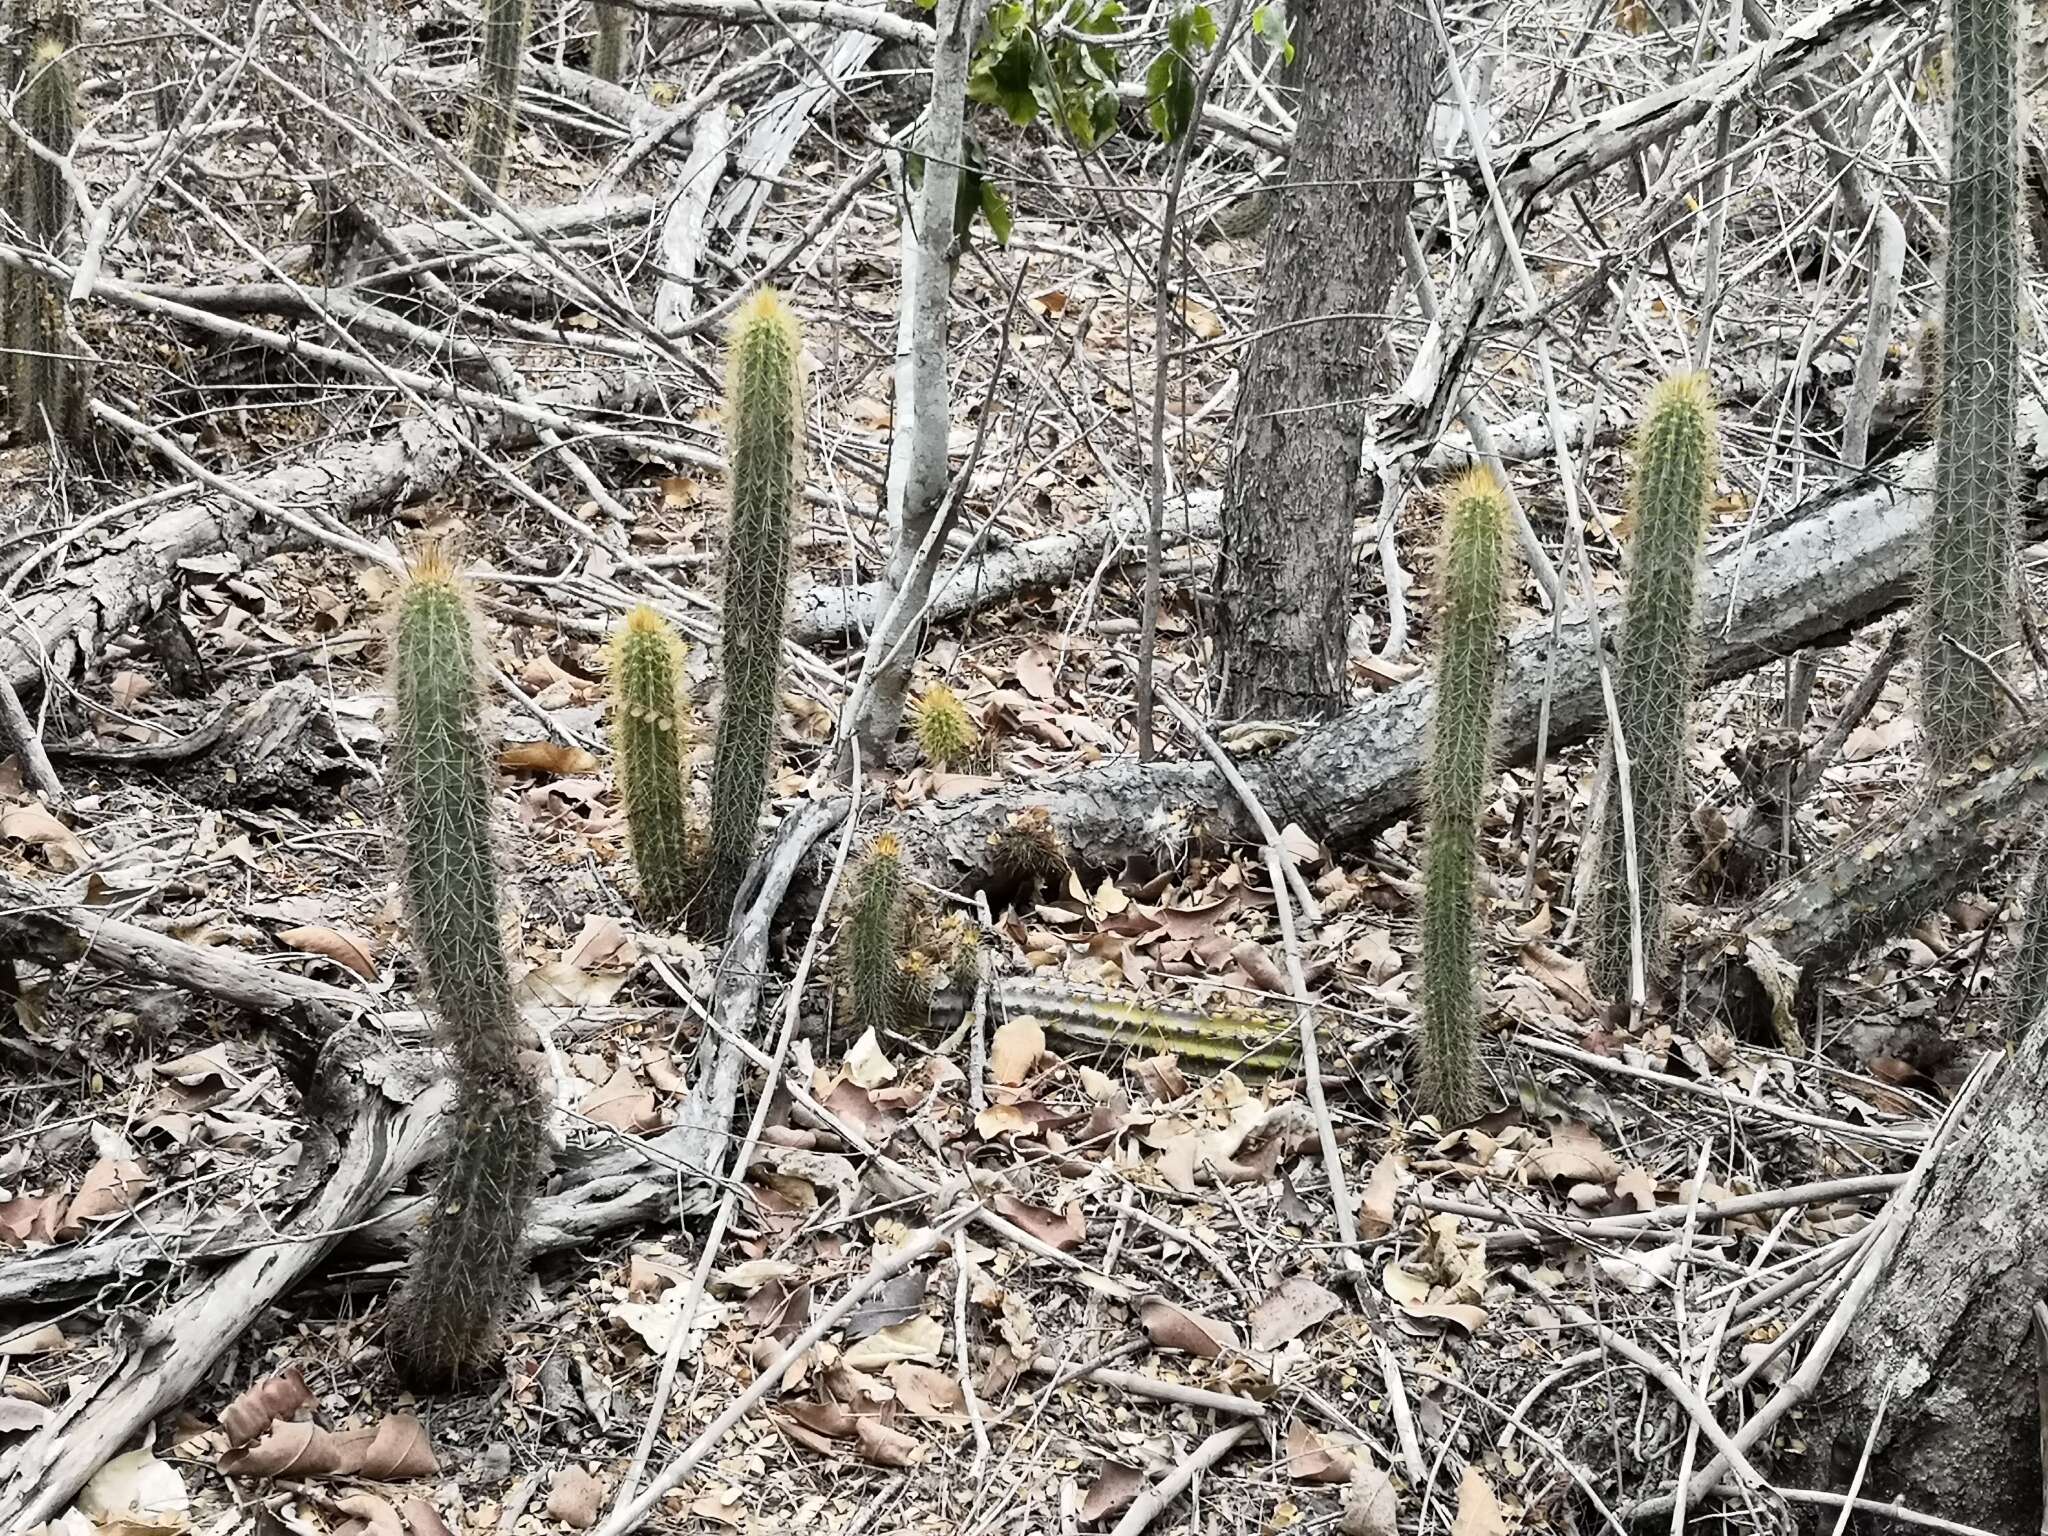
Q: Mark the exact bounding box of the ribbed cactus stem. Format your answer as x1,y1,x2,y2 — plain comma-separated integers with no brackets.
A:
1921,0,2019,771
846,835,908,1033
385,553,542,1388
610,605,697,927
911,683,979,770
707,289,804,922
1418,468,1509,1123
1588,374,1718,999
590,1,632,81
9,33,83,442
463,0,531,210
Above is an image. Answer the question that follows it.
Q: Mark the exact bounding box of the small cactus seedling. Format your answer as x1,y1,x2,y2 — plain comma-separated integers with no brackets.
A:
988,806,1067,899
895,949,937,1031
844,834,910,1034
589,1,632,81
463,0,532,210
8,33,85,442
707,289,804,922
1587,373,1718,1000
1418,468,1509,1123
383,551,544,1388
911,683,979,769
609,605,698,927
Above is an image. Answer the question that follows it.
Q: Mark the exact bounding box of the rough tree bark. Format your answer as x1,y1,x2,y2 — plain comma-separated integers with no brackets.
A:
1818,1024,2048,1532
1213,0,1436,720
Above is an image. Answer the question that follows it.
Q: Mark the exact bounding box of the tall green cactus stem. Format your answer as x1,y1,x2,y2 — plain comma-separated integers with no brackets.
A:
1921,0,2019,772
9,34,83,441
846,834,908,1034
589,1,631,81
609,606,697,927
384,553,542,1388
1418,469,1509,1123
1588,374,1719,999
463,0,531,211
707,289,804,922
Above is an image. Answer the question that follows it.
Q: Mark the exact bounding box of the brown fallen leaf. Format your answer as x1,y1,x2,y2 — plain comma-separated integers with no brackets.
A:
974,1101,1048,1140
1249,1275,1344,1352
277,924,380,982
1521,1121,1621,1185
783,1399,858,1439
353,1412,438,1478
885,1361,968,1422
219,1367,316,1446
991,1193,1085,1252
580,1065,661,1133
0,1189,66,1246
60,1156,149,1232
1356,1151,1401,1240
1080,1459,1147,1523
1518,941,1595,1017
219,1418,350,1477
1,801,87,870
1450,1465,1509,1536
0,1397,51,1434
1341,1451,1399,1536
546,1465,607,1530
0,1322,66,1355
989,1016,1046,1086
500,741,600,777
333,1491,406,1536
401,1496,456,1536
853,1416,923,1467
1138,1298,1239,1358
1281,1419,1354,1484
689,1488,747,1527
1230,939,1290,996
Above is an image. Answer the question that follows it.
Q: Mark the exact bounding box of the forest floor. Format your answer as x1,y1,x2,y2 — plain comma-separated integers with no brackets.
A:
0,0,2038,1533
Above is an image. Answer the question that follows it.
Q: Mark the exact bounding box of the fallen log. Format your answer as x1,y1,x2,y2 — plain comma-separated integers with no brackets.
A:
1,376,640,698
915,446,1959,883
788,495,1221,646
1693,713,2048,1033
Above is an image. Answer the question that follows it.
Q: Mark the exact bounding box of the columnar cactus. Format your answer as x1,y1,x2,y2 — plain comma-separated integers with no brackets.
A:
1418,469,1509,1123
845,833,909,1034
609,605,698,927
1920,0,2019,771
8,31,84,441
1588,374,1718,998
707,289,804,922
463,0,531,210
589,1,631,81
383,553,544,1388
910,683,979,770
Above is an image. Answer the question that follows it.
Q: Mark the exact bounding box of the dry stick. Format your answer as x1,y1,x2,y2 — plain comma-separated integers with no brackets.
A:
1509,1267,1771,1499
1410,1173,1904,1250
1376,1340,1428,1485
593,1209,977,1536
1626,1051,2000,1520
1425,0,1650,1010
609,777,863,1512
1152,682,1322,923
953,1230,993,1479
1107,1421,1256,1536
1829,1383,1892,1536
1264,843,1360,1274
1136,0,1248,761
1776,1490,2000,1536
0,670,63,807
1788,627,1909,805
1688,0,1751,371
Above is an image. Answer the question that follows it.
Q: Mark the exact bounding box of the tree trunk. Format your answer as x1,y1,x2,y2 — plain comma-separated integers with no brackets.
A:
1821,1032,2048,1533
1213,0,1435,720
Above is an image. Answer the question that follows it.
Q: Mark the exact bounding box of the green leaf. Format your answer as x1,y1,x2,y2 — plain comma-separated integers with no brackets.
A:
1251,2,1292,61
978,179,1014,246
1145,45,1194,141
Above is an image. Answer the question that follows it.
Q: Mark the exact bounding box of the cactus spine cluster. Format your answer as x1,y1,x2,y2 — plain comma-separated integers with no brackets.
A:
911,683,979,770
384,553,544,1388
707,288,804,922
609,605,699,927
1418,469,1509,1123
1919,0,2019,772
1587,374,1718,999
463,0,532,210
589,1,632,82
7,27,84,442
